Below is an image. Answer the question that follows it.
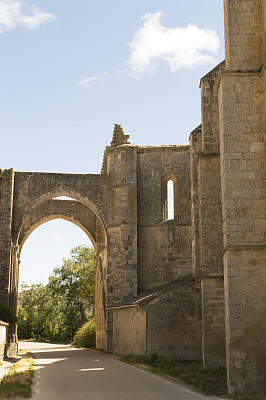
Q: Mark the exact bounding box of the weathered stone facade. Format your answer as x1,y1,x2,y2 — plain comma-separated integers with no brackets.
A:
219,0,266,393
0,0,265,394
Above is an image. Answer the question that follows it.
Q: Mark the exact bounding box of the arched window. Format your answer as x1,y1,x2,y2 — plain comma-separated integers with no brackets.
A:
167,180,174,220
162,173,177,221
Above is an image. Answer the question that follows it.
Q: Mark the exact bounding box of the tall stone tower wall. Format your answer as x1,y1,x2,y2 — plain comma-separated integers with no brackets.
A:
219,0,266,393
224,0,264,71
198,62,226,369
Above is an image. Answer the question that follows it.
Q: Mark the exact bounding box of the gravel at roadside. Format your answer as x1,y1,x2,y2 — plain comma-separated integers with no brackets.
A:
0,357,21,381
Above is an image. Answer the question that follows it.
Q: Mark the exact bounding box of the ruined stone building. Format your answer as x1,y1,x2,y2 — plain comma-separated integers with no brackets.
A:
0,0,265,394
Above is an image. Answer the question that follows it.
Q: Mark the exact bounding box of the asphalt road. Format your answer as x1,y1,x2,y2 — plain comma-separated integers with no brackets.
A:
19,341,217,400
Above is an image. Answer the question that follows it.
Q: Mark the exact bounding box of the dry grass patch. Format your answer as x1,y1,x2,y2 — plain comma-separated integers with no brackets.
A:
0,353,34,399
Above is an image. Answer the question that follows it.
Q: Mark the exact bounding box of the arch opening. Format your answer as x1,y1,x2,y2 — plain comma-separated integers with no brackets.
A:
19,214,97,251
19,219,94,287
11,197,108,352
17,218,97,343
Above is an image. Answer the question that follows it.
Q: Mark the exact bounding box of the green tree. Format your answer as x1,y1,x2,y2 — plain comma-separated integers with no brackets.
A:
18,246,95,343
48,246,95,341
18,283,54,340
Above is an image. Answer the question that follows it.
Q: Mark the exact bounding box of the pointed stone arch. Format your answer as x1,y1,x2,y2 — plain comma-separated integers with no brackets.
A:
0,170,109,356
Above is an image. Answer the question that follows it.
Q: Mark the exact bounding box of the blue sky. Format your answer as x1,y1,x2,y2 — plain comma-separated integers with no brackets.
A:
0,0,225,286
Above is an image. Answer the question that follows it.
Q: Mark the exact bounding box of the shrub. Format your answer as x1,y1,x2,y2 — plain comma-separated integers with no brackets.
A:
72,318,96,348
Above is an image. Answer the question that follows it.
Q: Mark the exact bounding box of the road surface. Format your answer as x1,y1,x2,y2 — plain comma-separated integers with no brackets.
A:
19,341,217,400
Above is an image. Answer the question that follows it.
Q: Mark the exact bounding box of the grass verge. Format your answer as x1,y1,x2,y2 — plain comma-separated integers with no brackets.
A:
228,396,266,400
120,354,266,400
0,353,34,399
120,354,227,396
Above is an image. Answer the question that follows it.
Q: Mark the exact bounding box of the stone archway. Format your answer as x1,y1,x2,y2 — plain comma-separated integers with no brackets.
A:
17,196,107,350
0,170,108,356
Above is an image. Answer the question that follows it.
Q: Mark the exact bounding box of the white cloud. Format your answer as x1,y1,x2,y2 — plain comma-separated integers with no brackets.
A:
79,75,104,88
0,0,55,34
126,11,220,77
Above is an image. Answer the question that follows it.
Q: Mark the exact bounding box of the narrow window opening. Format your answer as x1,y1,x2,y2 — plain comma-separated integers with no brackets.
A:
167,180,174,220
162,173,177,222
53,196,77,201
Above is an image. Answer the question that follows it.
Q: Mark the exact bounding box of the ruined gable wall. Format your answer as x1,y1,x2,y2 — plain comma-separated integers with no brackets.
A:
136,146,192,292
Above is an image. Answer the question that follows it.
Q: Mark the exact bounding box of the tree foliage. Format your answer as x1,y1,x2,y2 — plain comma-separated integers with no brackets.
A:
18,246,95,342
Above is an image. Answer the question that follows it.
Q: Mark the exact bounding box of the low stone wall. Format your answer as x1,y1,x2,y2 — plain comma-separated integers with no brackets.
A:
111,276,202,361
112,306,146,356
0,322,8,362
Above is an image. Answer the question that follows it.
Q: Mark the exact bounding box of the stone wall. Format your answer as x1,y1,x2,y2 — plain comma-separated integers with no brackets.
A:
0,321,8,362
137,146,192,292
220,0,266,393
219,71,266,393
16,200,98,247
145,277,201,360
12,172,107,239
224,0,264,72
95,248,107,351
189,62,226,369
112,276,202,361
0,169,14,304
198,155,225,368
189,126,201,280
105,145,138,306
112,306,146,356
200,61,225,154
